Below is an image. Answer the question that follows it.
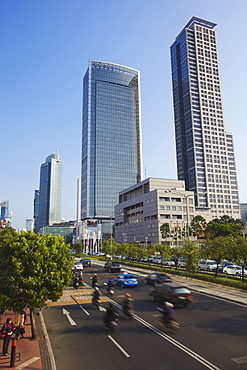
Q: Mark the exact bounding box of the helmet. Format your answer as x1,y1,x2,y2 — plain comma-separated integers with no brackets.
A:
126,293,132,298
95,286,99,292
108,279,112,282
94,274,97,276
164,301,174,308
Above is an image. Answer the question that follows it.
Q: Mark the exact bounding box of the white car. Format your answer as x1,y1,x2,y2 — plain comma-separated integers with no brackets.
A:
72,262,83,271
198,260,217,272
223,265,247,276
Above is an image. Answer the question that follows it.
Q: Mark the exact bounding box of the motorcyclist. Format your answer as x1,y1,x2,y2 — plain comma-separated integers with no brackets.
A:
122,293,134,315
104,303,118,327
162,301,175,325
73,276,80,290
106,279,114,292
78,270,84,286
92,285,100,306
92,274,98,288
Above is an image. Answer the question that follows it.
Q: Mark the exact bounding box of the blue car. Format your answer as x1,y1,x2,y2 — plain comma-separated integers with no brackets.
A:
114,273,138,288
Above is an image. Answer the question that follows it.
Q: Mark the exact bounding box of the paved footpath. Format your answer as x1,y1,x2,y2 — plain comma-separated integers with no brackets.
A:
1,264,247,369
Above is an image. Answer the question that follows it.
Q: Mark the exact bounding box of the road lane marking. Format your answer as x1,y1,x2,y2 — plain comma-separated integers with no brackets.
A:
132,313,220,370
62,308,77,325
15,357,40,369
108,335,130,358
80,305,90,315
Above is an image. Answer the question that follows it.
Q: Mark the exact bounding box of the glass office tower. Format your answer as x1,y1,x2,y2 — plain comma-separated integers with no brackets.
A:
170,17,240,218
81,60,142,237
37,153,63,232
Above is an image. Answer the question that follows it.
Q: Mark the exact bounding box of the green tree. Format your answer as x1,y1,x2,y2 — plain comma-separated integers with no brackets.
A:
227,236,247,282
101,238,119,257
205,215,244,239
180,240,199,273
160,223,170,240
0,231,73,313
190,215,207,240
74,243,83,255
201,235,236,277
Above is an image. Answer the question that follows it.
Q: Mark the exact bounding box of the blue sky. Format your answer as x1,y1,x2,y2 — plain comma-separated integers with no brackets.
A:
1,0,246,230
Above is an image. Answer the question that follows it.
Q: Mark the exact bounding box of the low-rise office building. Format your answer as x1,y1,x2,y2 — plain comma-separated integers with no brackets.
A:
115,178,196,247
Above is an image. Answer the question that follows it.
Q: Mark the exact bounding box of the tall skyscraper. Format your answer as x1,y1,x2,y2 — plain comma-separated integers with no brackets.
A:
81,60,142,237
170,17,240,218
37,153,63,232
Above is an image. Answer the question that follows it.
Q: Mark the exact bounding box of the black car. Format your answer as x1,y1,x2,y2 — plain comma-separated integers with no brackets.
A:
144,273,172,285
81,258,91,267
149,282,193,308
104,261,121,273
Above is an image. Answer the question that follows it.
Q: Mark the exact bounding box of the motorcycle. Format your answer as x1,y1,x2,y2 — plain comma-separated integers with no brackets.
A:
92,291,101,309
160,317,179,333
73,278,80,290
123,305,135,318
104,318,118,332
104,282,115,295
157,307,179,333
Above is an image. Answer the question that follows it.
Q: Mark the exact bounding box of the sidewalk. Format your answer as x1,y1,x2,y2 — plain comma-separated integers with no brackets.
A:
0,310,43,370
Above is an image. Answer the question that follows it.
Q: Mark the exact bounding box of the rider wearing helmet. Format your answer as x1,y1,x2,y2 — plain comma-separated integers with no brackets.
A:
107,279,114,289
92,274,98,288
162,301,175,324
123,293,134,314
104,302,118,326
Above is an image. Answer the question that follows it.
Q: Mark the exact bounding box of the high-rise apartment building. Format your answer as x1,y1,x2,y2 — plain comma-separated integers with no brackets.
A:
81,60,142,238
170,17,240,218
37,153,63,232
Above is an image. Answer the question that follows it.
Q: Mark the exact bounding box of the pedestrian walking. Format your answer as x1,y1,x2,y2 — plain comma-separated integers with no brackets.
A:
1,318,16,356
15,311,27,340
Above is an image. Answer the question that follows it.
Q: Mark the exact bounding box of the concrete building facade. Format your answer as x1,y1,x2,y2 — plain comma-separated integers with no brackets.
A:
114,178,196,247
170,17,240,219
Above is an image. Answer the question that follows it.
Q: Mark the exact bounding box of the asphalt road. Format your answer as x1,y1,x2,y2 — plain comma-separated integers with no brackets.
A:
42,263,247,370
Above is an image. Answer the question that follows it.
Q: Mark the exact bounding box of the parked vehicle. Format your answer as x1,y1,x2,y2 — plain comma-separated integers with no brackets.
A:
198,259,218,272
144,273,172,285
177,258,187,268
152,256,162,264
104,261,121,273
149,282,193,308
223,265,247,276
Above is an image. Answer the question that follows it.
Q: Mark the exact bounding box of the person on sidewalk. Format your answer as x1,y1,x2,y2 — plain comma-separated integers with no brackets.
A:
1,318,16,356
15,311,27,340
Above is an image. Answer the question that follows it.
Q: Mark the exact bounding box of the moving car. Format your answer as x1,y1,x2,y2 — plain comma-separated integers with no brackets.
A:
144,273,172,285
223,265,247,276
149,282,193,307
81,258,91,267
104,261,121,273
114,272,138,287
72,262,83,271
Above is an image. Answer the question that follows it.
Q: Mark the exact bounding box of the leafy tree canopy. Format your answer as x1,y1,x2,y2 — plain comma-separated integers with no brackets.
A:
0,231,73,312
205,215,244,239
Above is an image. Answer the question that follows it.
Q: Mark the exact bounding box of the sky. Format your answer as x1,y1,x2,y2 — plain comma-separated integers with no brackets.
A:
1,0,247,230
